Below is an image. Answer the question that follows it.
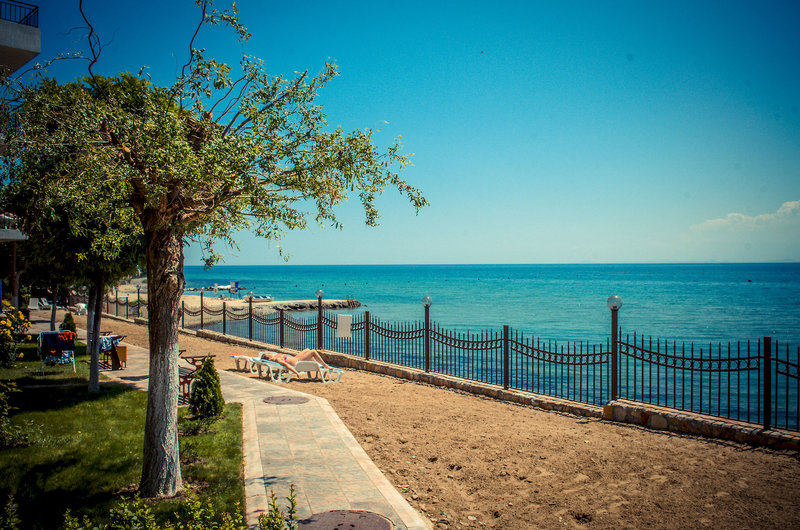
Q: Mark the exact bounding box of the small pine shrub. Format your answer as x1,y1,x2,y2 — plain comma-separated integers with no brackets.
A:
189,357,224,419
59,312,77,332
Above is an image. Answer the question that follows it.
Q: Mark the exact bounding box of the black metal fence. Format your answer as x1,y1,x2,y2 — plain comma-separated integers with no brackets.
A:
106,290,149,320
103,292,799,433
0,1,38,27
617,333,798,432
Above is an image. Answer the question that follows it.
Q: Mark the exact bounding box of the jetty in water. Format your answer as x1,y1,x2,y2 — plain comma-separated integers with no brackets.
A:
270,299,361,312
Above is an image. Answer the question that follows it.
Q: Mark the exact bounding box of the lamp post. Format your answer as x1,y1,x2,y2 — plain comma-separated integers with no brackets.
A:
422,295,432,372
607,295,623,401
316,289,324,348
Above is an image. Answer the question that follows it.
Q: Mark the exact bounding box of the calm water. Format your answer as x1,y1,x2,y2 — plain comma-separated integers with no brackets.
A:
183,263,800,347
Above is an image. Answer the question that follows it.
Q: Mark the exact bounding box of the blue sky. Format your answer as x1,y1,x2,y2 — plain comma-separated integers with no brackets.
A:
30,0,800,264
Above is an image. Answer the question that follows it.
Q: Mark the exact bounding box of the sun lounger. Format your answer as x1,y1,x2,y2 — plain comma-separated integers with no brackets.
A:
293,361,343,383
30,297,51,310
248,354,294,382
231,352,343,383
228,354,282,378
229,354,256,372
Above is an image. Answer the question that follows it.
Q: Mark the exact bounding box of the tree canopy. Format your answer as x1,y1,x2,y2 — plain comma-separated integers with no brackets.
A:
1,0,427,497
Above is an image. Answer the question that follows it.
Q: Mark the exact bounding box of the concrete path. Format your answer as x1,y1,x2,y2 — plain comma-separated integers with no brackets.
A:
30,320,429,529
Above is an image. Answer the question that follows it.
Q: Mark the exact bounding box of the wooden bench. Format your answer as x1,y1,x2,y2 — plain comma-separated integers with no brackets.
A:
178,354,216,404
179,365,196,405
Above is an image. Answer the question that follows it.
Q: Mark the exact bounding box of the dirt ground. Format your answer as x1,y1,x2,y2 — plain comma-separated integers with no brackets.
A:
65,313,800,529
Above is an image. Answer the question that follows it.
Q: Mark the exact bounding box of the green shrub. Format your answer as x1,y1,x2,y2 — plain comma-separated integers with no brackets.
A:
0,302,31,367
60,489,297,529
0,494,21,530
189,357,224,419
259,486,298,530
0,381,32,449
60,312,77,333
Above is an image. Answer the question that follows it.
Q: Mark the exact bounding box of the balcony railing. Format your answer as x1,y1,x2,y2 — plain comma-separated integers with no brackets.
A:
1,212,21,231
0,1,38,27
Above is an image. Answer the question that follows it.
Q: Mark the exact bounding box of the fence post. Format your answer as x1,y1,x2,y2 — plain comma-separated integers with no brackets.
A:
503,325,509,390
611,313,618,401
279,309,285,348
248,297,253,340
607,296,623,401
181,300,185,329
764,336,772,431
105,294,108,314
222,301,227,335
364,311,371,361
200,291,204,330
423,307,430,371
137,287,141,317
421,296,432,372
317,293,323,349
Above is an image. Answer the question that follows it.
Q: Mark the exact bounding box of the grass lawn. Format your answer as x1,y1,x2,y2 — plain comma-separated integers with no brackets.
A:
1,344,244,529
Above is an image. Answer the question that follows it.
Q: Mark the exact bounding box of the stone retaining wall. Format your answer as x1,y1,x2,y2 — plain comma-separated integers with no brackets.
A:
603,400,800,450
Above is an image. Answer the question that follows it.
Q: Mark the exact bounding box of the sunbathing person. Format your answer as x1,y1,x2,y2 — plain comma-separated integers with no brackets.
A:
260,349,333,376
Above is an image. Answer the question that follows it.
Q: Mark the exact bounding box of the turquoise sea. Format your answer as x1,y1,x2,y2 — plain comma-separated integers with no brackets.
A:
183,263,800,347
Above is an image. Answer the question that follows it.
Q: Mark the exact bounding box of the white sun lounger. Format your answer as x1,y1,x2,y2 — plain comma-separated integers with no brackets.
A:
230,353,342,383
229,354,256,371
228,353,288,381
293,360,343,383
251,356,293,382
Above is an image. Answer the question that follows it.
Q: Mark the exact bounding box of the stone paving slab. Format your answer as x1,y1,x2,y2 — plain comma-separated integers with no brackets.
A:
219,370,430,527
27,319,429,529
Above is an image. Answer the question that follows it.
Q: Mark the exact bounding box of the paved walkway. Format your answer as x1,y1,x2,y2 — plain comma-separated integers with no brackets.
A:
31,320,429,529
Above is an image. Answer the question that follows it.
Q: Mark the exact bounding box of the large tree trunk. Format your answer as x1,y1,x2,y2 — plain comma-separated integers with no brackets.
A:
86,285,95,353
50,281,57,330
10,242,19,309
88,273,104,392
139,226,184,498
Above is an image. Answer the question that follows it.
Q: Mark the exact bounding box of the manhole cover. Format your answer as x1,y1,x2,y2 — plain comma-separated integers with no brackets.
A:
299,510,393,529
262,396,309,405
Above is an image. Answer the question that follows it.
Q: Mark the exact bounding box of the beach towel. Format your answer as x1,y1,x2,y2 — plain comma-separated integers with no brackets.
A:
99,335,116,352
336,314,353,339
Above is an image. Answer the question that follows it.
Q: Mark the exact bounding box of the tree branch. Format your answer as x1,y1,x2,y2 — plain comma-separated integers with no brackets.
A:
175,0,209,110
78,0,100,87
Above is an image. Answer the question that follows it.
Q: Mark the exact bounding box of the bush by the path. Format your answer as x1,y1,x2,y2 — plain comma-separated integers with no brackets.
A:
59,312,77,333
189,357,224,419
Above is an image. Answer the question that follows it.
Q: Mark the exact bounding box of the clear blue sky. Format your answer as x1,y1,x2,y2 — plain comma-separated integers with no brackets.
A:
31,0,800,264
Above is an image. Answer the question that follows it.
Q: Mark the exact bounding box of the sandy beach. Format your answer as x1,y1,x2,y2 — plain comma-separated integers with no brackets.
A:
115,281,357,313
111,282,358,329
57,311,800,529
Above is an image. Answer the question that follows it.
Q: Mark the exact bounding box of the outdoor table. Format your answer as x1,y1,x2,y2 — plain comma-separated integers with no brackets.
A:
178,354,216,403
101,334,125,369
180,354,216,369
